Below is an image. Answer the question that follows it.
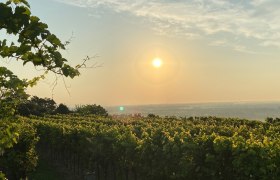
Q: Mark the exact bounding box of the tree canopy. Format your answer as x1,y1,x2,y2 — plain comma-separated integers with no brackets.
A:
75,104,108,117
0,0,80,78
17,96,57,116
0,67,28,118
0,1,83,177
55,103,71,114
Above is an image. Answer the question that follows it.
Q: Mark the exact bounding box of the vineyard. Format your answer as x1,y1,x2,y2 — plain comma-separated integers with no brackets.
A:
1,115,280,180
2,1,280,179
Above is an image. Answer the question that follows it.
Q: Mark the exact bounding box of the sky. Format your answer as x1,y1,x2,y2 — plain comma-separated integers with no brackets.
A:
2,0,280,106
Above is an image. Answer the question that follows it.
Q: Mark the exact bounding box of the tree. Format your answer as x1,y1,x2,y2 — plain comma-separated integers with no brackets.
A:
17,96,57,116
75,104,108,117
0,67,28,118
147,113,159,118
0,67,29,178
0,0,83,177
0,0,84,116
55,103,71,114
0,0,80,78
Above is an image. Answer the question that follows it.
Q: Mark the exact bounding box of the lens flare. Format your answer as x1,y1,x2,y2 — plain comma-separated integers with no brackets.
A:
119,106,125,111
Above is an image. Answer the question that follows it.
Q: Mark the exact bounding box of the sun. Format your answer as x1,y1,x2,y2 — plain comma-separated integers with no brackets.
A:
152,58,162,68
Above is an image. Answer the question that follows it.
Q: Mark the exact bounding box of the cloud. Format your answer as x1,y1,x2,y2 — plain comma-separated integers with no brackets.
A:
56,0,280,52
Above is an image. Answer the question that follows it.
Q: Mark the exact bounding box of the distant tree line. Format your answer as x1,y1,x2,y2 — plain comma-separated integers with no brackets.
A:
16,96,108,117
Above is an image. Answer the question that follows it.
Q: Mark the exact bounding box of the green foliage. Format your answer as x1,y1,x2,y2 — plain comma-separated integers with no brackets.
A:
265,117,280,125
17,96,57,116
0,67,27,178
55,103,71,114
0,0,84,178
0,119,18,155
0,118,38,179
0,172,6,180
75,104,108,117
22,115,280,179
0,67,28,118
147,113,159,118
0,0,80,78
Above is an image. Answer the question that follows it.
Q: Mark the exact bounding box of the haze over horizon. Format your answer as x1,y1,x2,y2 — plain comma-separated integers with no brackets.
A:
2,0,280,106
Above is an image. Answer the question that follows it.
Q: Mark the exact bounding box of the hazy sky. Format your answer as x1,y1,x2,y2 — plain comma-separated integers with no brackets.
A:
3,0,280,106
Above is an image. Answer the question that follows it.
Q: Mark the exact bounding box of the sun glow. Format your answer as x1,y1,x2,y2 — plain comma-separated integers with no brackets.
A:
152,58,162,68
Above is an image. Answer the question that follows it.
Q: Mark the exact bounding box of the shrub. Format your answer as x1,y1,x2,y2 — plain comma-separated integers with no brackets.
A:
75,104,108,117
55,103,71,114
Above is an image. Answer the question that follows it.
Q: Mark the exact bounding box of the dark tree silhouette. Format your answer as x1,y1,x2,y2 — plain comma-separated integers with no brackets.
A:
17,96,57,116
55,103,71,114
